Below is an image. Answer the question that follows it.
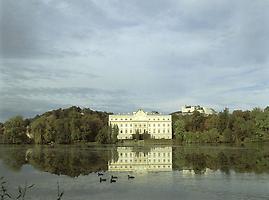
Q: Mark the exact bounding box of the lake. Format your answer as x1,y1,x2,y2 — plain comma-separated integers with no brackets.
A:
0,143,268,200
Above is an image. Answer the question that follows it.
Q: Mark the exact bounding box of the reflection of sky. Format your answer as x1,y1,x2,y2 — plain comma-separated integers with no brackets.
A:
1,163,269,200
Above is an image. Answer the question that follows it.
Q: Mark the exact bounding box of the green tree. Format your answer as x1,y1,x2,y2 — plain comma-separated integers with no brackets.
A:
217,108,230,133
0,122,4,135
54,119,71,144
30,117,46,144
204,114,218,130
174,118,185,141
191,110,205,131
223,128,234,143
95,125,118,144
96,126,109,144
111,125,119,143
4,116,28,144
0,122,4,143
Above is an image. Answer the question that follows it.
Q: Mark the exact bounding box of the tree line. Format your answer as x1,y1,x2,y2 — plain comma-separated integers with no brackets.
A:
172,107,269,143
0,106,117,144
1,106,269,144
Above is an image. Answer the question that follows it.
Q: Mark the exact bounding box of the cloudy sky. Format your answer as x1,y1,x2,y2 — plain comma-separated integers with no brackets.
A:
0,0,269,121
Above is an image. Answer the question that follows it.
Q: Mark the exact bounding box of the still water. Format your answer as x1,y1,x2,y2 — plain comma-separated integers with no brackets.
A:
0,144,268,200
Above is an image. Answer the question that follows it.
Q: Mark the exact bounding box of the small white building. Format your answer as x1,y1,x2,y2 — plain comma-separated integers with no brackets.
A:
181,105,216,115
108,109,172,140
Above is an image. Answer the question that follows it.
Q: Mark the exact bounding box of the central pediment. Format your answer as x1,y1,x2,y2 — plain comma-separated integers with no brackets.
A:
133,109,147,120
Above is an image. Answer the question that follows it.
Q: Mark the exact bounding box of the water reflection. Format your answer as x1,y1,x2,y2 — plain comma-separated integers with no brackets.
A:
108,147,172,172
0,144,269,176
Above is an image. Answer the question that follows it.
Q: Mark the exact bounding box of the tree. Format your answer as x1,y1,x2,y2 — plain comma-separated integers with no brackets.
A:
191,111,205,132
142,131,151,140
30,117,46,144
111,125,119,143
96,126,109,144
95,125,118,144
0,122,4,135
4,116,28,144
223,128,234,143
54,119,71,144
217,108,230,133
174,118,185,141
132,130,140,140
204,115,218,130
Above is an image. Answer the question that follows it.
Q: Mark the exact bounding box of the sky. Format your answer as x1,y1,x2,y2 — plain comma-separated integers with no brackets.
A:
0,0,269,122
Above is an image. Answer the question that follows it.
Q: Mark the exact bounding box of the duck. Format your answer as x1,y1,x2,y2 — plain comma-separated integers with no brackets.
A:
97,172,104,176
111,175,118,179
128,175,135,179
99,177,106,182
110,178,116,183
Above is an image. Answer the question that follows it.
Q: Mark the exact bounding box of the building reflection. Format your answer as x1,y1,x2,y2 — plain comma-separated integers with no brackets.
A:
108,146,172,172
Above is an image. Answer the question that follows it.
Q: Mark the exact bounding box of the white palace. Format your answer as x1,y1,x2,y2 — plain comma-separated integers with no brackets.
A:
108,109,172,140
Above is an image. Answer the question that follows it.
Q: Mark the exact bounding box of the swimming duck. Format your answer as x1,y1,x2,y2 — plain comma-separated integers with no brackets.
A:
97,172,104,176
100,177,106,182
110,178,116,183
128,175,135,179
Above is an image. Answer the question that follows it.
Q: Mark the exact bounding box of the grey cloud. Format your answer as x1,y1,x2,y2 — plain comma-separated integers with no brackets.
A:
1,0,269,121
0,60,99,88
0,96,64,122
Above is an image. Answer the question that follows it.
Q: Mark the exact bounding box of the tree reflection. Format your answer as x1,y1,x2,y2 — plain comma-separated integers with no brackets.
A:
0,146,28,171
0,144,269,176
173,144,269,174
27,146,112,177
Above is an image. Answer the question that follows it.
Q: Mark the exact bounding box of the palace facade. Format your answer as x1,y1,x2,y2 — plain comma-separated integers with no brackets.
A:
108,109,172,140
